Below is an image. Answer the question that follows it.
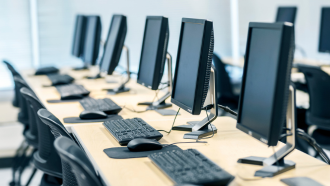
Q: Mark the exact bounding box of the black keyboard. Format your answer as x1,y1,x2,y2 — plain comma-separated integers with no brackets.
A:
35,66,59,75
48,74,74,85
55,84,90,100
149,149,233,186
80,97,122,114
103,118,163,145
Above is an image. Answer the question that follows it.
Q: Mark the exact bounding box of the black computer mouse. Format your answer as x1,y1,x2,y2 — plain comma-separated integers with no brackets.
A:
61,95,84,100
127,138,163,152
79,110,107,119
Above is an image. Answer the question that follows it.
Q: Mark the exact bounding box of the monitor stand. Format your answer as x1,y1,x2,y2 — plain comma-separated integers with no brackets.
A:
172,66,218,139
237,85,296,177
138,53,174,113
104,45,130,95
73,65,88,71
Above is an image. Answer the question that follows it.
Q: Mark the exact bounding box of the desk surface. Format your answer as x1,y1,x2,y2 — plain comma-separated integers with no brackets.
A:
21,67,330,186
72,117,330,186
21,68,205,131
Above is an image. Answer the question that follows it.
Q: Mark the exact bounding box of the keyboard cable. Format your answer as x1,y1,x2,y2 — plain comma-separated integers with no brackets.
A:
157,108,180,134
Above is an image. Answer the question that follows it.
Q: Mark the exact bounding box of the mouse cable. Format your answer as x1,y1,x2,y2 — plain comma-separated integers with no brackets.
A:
157,108,180,134
122,105,148,113
162,141,208,148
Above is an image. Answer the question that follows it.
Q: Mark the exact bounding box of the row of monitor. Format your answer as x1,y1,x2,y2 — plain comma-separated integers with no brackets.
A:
69,9,297,175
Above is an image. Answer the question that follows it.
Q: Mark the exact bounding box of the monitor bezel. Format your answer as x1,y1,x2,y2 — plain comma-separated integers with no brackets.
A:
171,18,213,115
137,16,169,90
236,22,294,146
318,7,330,53
276,6,297,24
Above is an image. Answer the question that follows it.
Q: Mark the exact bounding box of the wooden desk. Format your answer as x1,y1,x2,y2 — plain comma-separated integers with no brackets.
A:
20,68,204,131
72,117,330,186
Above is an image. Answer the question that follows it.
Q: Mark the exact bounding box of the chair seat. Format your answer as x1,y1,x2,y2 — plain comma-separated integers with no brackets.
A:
33,151,62,179
306,111,330,131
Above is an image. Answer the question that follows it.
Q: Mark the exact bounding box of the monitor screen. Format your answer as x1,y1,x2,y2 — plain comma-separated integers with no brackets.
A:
319,7,330,52
100,16,121,72
276,7,297,24
172,22,204,109
138,19,162,88
239,27,282,140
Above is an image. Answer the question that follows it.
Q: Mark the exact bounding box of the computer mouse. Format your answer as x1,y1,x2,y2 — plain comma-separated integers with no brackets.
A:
127,138,163,152
79,110,107,119
61,94,84,100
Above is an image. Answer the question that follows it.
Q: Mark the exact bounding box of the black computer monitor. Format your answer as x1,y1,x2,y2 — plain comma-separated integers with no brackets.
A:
100,15,127,75
319,7,330,53
137,16,169,90
171,18,214,115
237,22,295,147
71,15,87,58
276,7,297,24
83,15,102,66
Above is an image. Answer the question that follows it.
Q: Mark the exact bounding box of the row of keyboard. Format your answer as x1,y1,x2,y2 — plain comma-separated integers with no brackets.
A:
102,117,233,185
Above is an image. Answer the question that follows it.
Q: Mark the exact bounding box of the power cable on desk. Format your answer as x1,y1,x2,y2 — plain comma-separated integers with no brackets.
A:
157,108,180,134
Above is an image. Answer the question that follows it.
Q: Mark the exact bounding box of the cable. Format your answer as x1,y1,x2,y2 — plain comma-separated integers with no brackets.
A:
278,133,293,141
296,129,330,164
122,105,148,113
196,109,215,141
162,141,207,148
157,108,180,134
218,104,238,116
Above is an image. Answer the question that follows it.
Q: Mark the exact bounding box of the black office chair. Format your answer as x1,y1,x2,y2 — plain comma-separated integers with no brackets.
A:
54,136,103,186
213,53,239,113
13,76,31,128
3,60,21,107
20,87,63,185
38,108,79,186
298,64,330,150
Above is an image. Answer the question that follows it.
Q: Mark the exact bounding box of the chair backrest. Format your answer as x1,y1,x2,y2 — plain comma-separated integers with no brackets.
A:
3,60,20,76
212,53,236,101
13,76,30,125
20,87,38,140
38,108,79,186
20,87,61,167
298,64,330,130
54,137,103,186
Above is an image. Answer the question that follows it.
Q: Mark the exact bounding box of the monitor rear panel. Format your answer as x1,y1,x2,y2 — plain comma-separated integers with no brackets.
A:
100,15,127,75
72,15,87,58
319,7,330,53
171,18,214,115
236,22,295,146
83,15,102,66
276,7,297,24
137,16,169,90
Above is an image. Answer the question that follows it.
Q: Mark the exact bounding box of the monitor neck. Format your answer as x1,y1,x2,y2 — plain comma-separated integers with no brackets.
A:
151,52,172,106
105,45,131,94
191,66,218,131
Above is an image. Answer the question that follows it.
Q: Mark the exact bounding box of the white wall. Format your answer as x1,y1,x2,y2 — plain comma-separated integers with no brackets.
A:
37,0,232,73
239,0,330,61
0,0,32,89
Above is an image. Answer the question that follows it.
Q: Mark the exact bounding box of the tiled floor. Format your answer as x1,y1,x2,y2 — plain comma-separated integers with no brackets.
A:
0,167,43,186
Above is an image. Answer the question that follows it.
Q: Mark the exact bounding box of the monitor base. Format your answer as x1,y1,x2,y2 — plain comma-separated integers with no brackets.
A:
73,66,88,71
238,156,295,177
137,101,172,110
85,73,102,79
172,123,217,139
105,87,130,95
